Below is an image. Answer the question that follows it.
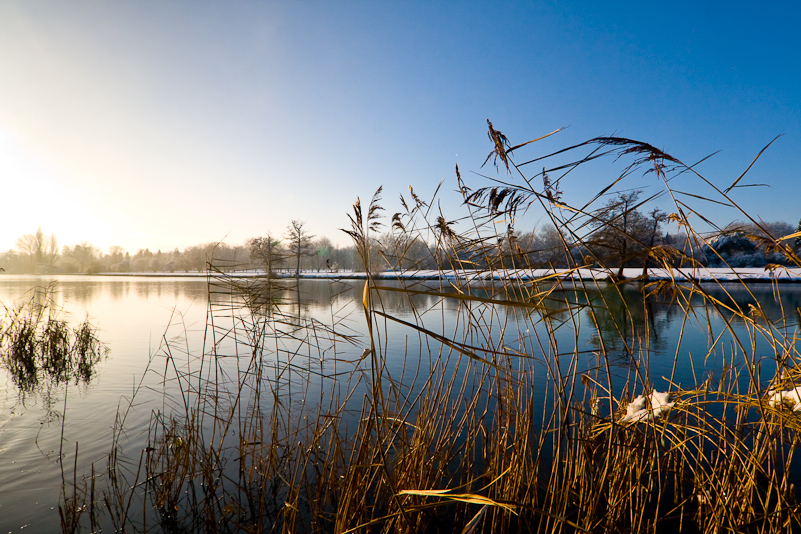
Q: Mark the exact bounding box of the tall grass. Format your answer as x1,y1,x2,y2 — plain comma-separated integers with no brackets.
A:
70,125,801,532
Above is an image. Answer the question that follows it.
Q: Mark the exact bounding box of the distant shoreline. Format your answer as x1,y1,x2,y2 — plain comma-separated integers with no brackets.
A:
4,267,801,283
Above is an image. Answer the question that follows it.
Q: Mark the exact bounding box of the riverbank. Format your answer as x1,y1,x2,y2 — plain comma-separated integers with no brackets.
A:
67,266,801,282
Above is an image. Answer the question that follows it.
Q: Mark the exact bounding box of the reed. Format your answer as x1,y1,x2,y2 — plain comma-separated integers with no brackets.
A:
74,125,801,533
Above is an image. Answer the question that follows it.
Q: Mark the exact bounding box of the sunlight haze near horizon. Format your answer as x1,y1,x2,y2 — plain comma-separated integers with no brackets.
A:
1,1,799,255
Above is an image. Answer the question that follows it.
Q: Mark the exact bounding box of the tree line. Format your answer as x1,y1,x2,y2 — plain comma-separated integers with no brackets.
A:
1,221,350,275
579,191,800,273
2,202,800,275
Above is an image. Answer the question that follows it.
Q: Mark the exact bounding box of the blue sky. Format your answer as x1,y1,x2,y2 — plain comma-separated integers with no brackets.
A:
1,1,798,253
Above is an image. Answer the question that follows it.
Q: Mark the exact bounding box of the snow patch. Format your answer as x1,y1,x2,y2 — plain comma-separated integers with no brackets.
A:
620,390,674,423
767,387,801,411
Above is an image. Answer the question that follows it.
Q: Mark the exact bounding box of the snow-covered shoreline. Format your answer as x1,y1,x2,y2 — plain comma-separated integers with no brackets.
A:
77,267,801,282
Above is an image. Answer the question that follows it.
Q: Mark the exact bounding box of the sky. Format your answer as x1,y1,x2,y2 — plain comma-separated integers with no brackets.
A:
0,1,799,254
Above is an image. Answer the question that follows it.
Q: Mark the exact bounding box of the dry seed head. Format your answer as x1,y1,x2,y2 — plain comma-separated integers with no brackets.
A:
409,185,427,208
437,216,456,239
391,213,405,232
483,119,512,174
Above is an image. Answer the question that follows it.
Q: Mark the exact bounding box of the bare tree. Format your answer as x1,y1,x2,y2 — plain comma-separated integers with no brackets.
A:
641,208,667,277
249,234,286,277
590,191,651,278
285,220,315,277
174,243,243,272
15,227,58,272
517,225,569,267
377,232,431,270
62,242,100,273
310,236,334,272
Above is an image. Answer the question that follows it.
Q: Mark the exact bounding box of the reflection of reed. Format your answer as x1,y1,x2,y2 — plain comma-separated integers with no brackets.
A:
0,287,107,395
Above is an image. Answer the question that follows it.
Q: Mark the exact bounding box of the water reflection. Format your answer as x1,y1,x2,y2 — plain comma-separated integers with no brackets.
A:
493,281,801,361
352,279,801,394
698,283,801,324
1,275,799,532
0,287,107,420
0,275,215,533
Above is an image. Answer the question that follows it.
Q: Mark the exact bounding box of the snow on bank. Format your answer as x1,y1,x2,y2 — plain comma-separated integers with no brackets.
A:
94,267,801,282
289,266,801,282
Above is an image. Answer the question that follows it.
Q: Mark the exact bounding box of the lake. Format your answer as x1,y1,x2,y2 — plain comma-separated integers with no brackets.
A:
1,274,800,531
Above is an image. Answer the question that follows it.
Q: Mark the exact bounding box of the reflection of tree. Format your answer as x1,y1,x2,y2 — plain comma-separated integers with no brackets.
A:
573,281,801,361
54,279,208,306
460,281,677,360
695,283,801,329
584,284,656,356
215,277,293,318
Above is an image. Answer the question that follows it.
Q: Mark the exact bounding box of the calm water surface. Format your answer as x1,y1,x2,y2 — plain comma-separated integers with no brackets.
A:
0,276,210,532
1,275,800,531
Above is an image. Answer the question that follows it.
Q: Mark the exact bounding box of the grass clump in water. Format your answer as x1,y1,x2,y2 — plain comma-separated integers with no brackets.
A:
1,286,107,393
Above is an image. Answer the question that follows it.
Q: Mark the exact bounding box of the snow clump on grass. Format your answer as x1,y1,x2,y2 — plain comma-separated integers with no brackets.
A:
767,387,801,411
620,390,674,423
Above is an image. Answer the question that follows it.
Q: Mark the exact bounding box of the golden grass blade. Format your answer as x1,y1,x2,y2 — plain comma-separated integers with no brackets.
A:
397,489,517,513
724,134,782,193
506,127,565,154
460,504,488,534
